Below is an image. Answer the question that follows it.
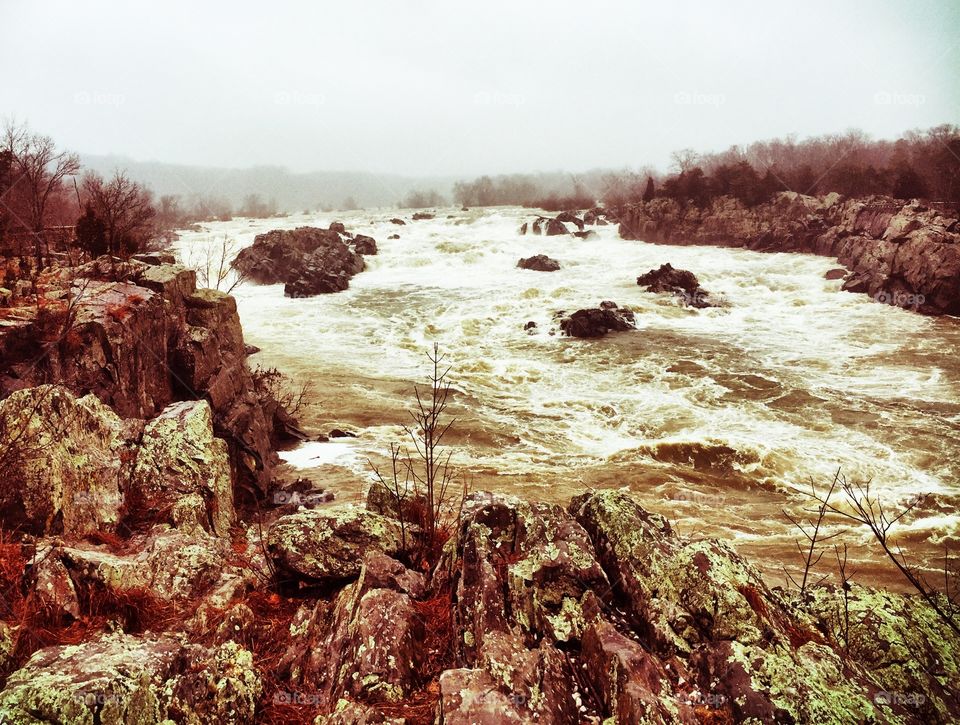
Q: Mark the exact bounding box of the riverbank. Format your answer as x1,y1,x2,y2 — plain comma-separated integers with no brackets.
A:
0,246,957,722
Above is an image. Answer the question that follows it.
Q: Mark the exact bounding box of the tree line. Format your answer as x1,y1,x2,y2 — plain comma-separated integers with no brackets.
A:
622,125,960,210
448,125,960,211
0,121,290,268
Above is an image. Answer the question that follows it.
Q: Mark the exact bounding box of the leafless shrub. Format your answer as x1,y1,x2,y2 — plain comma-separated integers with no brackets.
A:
833,542,855,654
178,235,248,293
369,344,469,567
251,366,310,417
782,470,841,594
796,470,960,636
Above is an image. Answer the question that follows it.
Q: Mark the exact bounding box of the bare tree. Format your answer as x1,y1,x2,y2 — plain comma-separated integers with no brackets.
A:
81,171,156,257
2,121,80,264
369,344,468,565
670,148,700,174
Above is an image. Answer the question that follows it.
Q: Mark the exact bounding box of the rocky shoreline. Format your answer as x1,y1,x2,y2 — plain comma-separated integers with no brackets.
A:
0,246,957,723
617,193,960,316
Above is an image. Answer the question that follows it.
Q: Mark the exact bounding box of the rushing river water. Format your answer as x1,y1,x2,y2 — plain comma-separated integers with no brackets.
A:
175,206,960,587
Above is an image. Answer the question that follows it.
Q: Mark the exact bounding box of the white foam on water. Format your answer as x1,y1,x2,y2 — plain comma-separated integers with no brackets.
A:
278,440,359,469
174,207,960,515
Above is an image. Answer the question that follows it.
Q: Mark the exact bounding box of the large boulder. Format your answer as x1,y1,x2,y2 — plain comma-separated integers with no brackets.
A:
568,490,906,724
0,385,131,536
517,254,561,272
33,526,229,617
558,302,635,338
282,553,426,712
130,399,233,537
0,633,260,725
231,226,367,298
266,506,405,584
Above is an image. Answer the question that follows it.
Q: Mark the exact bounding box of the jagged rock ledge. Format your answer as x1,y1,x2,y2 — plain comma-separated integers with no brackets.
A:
618,193,960,316
0,254,289,494
1,447,957,724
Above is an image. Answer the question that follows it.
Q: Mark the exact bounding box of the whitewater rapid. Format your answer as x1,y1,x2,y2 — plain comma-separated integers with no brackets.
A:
174,206,960,577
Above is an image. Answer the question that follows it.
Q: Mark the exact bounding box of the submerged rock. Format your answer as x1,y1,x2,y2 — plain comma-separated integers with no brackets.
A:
517,254,561,272
558,303,635,337
637,262,717,308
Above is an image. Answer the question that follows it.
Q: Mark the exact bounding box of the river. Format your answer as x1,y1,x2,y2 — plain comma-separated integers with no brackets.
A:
174,206,960,589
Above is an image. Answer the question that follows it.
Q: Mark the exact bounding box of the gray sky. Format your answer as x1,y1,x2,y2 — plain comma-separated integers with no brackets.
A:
1,0,958,176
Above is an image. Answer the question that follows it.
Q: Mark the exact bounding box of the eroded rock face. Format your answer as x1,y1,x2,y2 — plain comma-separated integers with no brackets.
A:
567,489,925,724
581,618,696,724
619,193,960,315
517,254,561,272
558,302,635,338
266,506,404,584
0,258,281,493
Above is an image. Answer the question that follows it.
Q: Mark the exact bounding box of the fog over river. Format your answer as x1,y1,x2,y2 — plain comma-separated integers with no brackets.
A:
175,206,960,587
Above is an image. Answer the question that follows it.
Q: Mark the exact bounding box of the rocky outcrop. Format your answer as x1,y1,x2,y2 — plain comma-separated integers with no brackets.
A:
619,193,960,315
517,254,561,272
0,386,233,537
0,257,281,493
266,506,405,584
521,217,572,236
0,632,260,724
231,226,370,298
2,467,957,723
637,262,718,308
558,301,635,337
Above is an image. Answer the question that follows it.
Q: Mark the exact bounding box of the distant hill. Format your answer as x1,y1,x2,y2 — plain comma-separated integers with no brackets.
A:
80,155,460,211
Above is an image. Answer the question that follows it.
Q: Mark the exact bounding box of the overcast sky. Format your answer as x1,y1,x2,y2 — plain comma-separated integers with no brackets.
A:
1,0,958,176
